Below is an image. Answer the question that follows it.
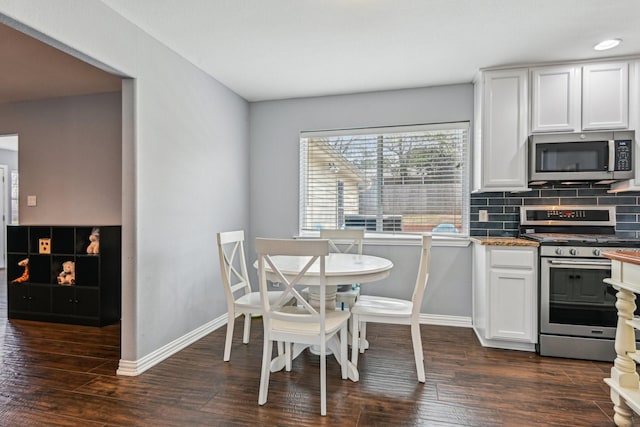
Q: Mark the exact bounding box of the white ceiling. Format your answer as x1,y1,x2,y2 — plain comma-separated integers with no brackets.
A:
98,0,640,101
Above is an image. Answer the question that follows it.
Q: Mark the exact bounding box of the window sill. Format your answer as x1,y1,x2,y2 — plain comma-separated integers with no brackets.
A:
295,231,471,247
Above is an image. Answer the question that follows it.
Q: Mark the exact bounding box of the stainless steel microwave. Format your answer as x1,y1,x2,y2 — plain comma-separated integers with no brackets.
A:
529,130,635,182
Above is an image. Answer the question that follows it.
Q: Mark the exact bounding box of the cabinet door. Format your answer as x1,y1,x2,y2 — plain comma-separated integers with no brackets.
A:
480,69,529,191
582,62,629,130
52,286,75,315
531,65,581,132
52,287,99,318
9,283,51,313
488,268,535,342
75,288,100,318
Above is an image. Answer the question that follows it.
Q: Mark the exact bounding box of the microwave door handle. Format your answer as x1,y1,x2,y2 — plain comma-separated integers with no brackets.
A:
608,140,615,171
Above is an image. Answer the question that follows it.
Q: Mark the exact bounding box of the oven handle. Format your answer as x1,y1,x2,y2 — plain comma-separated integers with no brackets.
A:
547,260,611,267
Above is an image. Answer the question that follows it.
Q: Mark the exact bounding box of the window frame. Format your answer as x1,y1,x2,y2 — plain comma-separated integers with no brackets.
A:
299,122,471,243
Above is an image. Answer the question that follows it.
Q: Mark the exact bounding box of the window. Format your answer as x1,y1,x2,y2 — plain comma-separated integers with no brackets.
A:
299,122,469,237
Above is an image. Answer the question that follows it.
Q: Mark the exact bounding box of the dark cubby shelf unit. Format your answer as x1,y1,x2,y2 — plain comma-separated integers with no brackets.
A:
6,225,121,326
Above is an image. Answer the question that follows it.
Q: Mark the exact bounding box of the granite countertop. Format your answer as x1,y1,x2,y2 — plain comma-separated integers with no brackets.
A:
470,237,539,247
602,250,640,266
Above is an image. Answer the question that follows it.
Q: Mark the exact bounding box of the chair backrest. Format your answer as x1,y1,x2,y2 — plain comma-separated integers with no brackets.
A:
217,230,252,307
411,234,432,318
319,229,364,255
255,238,330,326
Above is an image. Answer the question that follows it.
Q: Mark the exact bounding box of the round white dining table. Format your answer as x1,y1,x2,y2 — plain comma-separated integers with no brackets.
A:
255,252,394,309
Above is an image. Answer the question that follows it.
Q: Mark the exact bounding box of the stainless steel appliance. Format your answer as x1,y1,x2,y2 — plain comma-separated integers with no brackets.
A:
529,131,634,183
520,205,640,362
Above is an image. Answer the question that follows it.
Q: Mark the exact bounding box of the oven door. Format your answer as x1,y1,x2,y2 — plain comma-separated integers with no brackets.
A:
540,257,617,339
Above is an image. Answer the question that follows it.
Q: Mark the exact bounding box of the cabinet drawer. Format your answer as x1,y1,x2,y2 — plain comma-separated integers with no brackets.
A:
490,249,535,269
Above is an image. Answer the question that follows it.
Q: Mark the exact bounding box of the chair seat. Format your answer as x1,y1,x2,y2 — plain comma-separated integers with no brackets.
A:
272,306,350,335
235,291,287,309
352,295,413,317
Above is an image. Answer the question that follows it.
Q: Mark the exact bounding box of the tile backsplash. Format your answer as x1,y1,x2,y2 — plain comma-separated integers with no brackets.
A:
470,183,640,238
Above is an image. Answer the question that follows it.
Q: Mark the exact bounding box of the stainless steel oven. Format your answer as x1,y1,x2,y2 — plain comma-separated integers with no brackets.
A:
520,205,640,362
539,246,626,361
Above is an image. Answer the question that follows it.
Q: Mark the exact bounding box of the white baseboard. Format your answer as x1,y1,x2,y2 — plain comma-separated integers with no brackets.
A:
117,314,227,376
420,313,472,328
116,312,471,376
472,326,536,352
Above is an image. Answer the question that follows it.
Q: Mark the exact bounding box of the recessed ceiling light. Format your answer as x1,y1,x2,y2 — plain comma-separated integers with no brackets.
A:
594,38,622,51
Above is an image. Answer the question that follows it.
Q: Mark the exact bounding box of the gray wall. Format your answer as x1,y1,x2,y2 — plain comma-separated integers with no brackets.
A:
249,85,474,318
0,92,122,225
0,1,250,363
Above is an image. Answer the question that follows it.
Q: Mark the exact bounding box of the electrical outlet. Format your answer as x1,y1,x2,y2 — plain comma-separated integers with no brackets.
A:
27,195,37,206
479,210,488,222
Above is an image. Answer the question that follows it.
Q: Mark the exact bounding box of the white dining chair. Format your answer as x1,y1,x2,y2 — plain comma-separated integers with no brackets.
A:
350,234,432,383
256,238,350,416
216,230,288,362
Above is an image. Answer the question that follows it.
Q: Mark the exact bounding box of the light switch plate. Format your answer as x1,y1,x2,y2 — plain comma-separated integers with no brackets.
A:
27,195,37,206
479,210,488,222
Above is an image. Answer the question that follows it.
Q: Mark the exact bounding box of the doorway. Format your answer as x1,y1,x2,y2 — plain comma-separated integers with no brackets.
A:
0,134,18,269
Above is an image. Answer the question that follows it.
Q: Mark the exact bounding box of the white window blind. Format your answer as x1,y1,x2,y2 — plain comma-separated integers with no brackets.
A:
299,122,469,236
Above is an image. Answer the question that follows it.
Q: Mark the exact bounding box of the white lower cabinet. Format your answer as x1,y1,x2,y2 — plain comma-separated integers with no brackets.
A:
473,243,538,351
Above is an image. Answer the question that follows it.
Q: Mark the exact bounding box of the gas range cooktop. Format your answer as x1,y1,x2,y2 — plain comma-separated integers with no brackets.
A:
519,205,640,248
520,232,640,247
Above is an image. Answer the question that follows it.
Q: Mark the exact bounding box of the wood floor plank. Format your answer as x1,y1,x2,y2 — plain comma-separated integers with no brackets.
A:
0,273,637,426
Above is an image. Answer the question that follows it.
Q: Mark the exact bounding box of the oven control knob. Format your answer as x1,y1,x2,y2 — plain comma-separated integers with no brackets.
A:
569,248,578,256
555,248,564,256
593,248,601,256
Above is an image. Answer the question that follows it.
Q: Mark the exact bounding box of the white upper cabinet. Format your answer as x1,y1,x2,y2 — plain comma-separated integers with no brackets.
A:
530,62,629,133
473,68,529,192
609,60,640,193
582,62,629,130
530,65,581,132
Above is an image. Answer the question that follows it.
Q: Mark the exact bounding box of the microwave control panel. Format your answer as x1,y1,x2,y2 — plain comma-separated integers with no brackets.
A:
615,140,632,171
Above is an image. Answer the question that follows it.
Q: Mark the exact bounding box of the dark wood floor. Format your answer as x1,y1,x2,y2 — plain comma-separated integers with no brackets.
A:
0,272,632,426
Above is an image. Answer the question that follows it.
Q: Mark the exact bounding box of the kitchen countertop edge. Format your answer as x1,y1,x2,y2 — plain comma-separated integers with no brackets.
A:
602,250,640,266
470,237,540,247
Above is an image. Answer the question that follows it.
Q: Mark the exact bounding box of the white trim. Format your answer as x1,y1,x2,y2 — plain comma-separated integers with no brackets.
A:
301,121,470,138
472,327,536,352
0,164,7,269
115,312,472,376
296,232,471,248
117,314,227,376
420,313,472,328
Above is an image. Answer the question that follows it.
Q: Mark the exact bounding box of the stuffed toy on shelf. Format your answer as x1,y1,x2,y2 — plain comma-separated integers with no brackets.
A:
10,258,29,283
86,227,100,254
57,261,75,286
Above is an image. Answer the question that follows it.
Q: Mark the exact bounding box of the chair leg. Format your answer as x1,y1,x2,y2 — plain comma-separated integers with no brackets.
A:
340,325,348,380
320,343,327,416
360,321,367,353
351,314,359,368
411,321,426,383
242,313,252,344
285,342,292,372
258,337,272,405
223,312,235,362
